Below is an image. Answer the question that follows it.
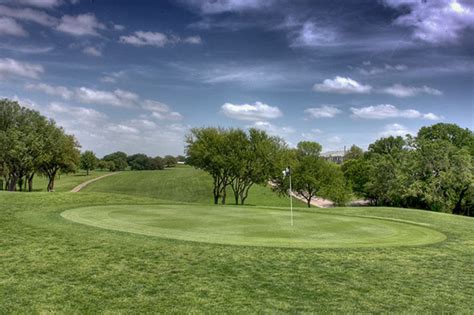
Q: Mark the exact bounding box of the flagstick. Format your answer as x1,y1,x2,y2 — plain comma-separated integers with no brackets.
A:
289,170,293,226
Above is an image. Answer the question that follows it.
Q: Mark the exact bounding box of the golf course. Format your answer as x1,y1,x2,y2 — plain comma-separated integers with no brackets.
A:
1,166,472,313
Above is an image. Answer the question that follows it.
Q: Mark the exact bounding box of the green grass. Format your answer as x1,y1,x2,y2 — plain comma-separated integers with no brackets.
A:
0,167,473,313
62,204,446,248
32,170,110,192
82,166,302,207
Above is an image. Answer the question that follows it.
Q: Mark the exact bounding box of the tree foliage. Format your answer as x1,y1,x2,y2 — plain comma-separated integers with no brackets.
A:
186,127,285,205
0,99,80,192
80,151,97,175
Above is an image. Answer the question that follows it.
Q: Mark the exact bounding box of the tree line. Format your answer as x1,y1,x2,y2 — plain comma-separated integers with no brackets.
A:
186,125,473,216
342,123,473,216
81,151,184,173
0,99,80,192
185,127,350,206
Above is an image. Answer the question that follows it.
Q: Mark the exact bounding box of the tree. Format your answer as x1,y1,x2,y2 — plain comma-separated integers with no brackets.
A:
103,151,128,171
186,127,228,204
151,156,165,170
186,127,285,205
274,141,350,207
344,145,364,160
176,155,186,163
39,124,81,192
342,157,370,197
368,136,406,156
127,154,153,171
0,99,50,191
296,141,322,157
163,155,178,168
80,151,97,175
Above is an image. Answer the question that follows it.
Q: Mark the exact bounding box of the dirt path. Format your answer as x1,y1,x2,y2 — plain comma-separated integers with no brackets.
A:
70,172,120,193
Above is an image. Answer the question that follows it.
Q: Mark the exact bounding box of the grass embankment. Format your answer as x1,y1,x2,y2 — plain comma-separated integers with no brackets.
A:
0,166,473,313
82,166,301,207
32,170,110,192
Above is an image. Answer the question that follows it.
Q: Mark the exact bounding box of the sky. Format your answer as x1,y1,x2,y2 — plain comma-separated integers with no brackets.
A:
0,0,473,157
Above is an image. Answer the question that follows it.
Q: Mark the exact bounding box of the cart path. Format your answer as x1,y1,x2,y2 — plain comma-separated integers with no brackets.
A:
70,172,120,193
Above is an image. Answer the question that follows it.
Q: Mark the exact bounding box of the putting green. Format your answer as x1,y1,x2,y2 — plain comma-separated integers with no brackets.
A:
61,205,446,248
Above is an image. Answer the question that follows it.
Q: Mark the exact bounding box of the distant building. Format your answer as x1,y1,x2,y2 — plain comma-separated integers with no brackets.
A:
321,148,346,164
177,161,186,165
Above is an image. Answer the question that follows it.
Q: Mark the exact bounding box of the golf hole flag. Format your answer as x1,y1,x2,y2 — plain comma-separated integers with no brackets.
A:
282,166,293,226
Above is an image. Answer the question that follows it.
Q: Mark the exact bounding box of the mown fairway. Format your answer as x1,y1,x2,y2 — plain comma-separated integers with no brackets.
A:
1,167,473,313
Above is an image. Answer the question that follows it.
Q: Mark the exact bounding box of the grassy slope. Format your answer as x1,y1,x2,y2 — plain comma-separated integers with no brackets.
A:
0,192,472,313
82,166,304,207
32,170,110,192
0,166,473,312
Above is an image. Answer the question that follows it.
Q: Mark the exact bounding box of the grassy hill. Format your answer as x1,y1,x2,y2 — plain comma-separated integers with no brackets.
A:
32,170,110,192
82,166,303,207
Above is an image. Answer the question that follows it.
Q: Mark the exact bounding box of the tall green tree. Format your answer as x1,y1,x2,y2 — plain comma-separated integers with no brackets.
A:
80,151,98,175
40,124,81,192
103,151,128,171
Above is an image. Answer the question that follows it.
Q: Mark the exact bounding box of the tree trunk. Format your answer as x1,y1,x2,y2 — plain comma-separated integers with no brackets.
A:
240,182,253,205
8,175,18,191
307,198,311,208
221,188,227,205
28,173,35,192
47,169,57,192
213,176,220,205
86,169,89,176
453,186,468,215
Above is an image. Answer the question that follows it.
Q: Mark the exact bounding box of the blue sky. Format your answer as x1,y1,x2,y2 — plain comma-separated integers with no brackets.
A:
0,0,473,156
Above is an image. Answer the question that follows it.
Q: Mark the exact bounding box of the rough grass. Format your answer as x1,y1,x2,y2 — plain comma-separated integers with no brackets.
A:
0,167,473,313
82,166,303,207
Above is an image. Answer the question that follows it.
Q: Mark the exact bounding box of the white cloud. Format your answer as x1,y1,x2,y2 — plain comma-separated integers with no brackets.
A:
0,17,28,37
75,87,139,107
183,35,202,44
313,76,372,94
358,63,408,75
151,111,183,121
250,121,295,136
221,101,282,121
384,0,474,44
351,104,442,120
328,135,342,144
0,58,44,79
0,5,57,26
380,123,413,137
202,65,285,87
292,22,338,48
304,105,341,118
100,70,125,83
382,84,442,97
143,100,183,121
113,24,125,31
142,99,170,112
302,129,323,140
25,83,73,99
107,124,140,134
179,0,274,14
15,0,63,8
24,82,184,120
57,13,105,36
82,46,102,57
120,31,201,47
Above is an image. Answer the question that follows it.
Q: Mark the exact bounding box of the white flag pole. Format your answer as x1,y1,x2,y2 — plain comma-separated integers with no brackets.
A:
289,168,293,226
